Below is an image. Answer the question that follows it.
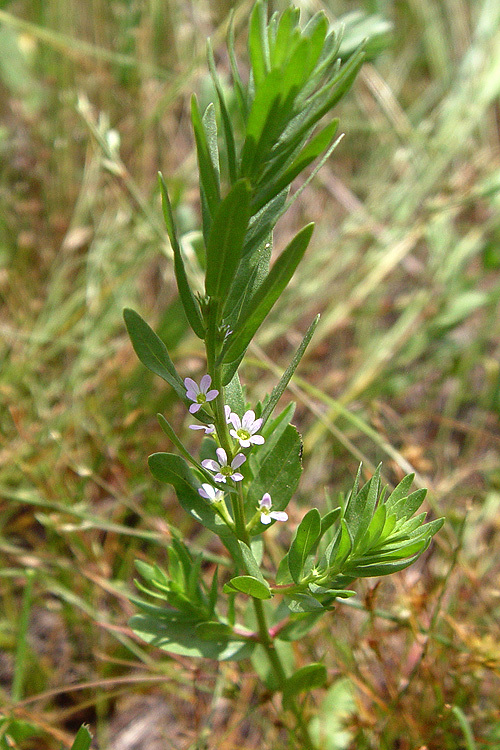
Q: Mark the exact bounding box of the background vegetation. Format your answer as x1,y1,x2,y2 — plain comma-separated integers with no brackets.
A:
1,0,499,748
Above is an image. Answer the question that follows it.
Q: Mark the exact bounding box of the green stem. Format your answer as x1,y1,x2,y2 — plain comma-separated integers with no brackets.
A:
252,598,317,750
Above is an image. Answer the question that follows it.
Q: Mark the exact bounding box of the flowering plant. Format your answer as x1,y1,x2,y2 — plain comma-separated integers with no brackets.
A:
123,2,443,747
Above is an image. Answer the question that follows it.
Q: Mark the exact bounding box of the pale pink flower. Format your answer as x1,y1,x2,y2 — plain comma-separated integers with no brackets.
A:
259,493,288,525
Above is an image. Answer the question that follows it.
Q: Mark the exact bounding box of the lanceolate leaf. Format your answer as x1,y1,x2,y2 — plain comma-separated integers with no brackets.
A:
123,308,185,399
207,40,237,183
130,613,254,660
191,94,221,218
239,541,268,586
252,119,340,212
205,179,252,299
282,663,327,708
288,508,322,583
158,174,205,339
260,314,320,426
70,726,92,750
224,575,272,599
248,0,270,89
222,223,314,365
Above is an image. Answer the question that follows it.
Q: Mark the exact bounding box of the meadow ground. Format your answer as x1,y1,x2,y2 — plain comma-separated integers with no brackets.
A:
1,0,500,748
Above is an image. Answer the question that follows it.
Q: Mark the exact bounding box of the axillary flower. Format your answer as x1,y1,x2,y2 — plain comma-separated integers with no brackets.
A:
198,483,224,503
229,410,265,448
259,493,288,525
202,448,246,483
189,423,215,434
184,375,218,414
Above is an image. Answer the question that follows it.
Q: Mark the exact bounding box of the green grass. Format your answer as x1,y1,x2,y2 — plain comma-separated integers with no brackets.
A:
1,0,500,748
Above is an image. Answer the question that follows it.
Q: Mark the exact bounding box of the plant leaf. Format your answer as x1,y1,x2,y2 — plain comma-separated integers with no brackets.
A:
260,314,319,425
123,308,185,399
238,541,268,585
207,40,237,183
130,613,254,660
224,575,272,599
158,174,205,338
205,179,251,299
70,725,92,750
222,223,314,365
288,508,322,583
191,94,220,219
282,663,327,709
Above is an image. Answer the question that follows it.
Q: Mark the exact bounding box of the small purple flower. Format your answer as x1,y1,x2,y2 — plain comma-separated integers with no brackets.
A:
184,375,218,414
259,493,288,525
229,410,265,448
202,448,246,483
198,483,224,503
189,423,215,435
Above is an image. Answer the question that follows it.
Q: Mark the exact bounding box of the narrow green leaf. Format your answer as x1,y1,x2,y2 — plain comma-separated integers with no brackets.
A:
359,503,387,551
130,613,254,660
157,413,205,467
287,594,325,613
70,725,92,750
158,174,205,339
270,6,300,69
276,611,323,641
222,223,314,365
207,41,237,184
238,541,268,586
248,0,270,88
260,315,320,425
390,488,427,521
227,11,248,121
123,308,185,399
205,179,251,299
253,119,339,212
283,44,365,151
202,103,220,181
328,519,353,569
282,663,327,708
224,575,272,599
195,621,235,642
345,465,381,547
385,474,415,511
191,94,220,217
320,507,342,538
288,508,322,583
345,553,425,578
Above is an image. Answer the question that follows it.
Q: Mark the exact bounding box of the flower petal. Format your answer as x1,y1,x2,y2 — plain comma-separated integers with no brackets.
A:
231,453,246,469
189,403,201,413
270,511,288,522
251,417,263,433
201,459,219,472
260,514,272,525
250,435,265,445
242,410,255,429
184,377,199,394
216,448,227,465
260,493,272,510
230,471,244,482
200,374,212,392
205,389,219,401
229,413,241,430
